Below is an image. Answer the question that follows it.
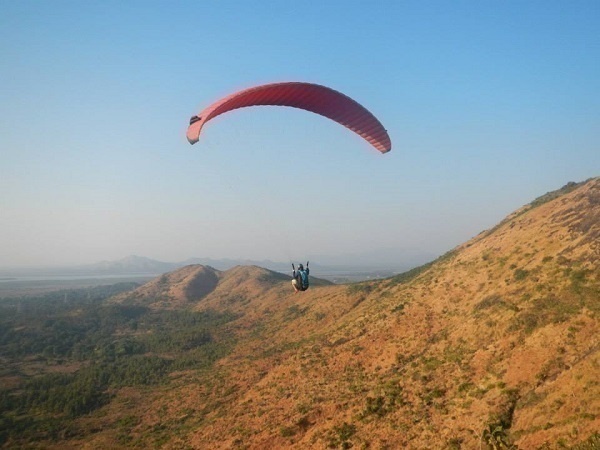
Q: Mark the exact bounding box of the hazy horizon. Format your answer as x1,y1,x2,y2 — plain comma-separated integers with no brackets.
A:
2,1,598,268
0,248,437,272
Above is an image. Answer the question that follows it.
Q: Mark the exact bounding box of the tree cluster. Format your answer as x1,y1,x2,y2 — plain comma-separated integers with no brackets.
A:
0,284,237,445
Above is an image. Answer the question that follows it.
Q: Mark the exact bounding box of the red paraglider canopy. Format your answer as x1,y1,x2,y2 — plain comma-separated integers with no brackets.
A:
187,82,391,153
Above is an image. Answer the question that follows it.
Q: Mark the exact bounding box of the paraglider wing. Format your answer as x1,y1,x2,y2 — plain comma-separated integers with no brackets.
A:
187,82,391,153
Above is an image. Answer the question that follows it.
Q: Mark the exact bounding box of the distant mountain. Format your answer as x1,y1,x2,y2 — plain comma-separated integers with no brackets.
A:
0,255,178,277
82,255,178,273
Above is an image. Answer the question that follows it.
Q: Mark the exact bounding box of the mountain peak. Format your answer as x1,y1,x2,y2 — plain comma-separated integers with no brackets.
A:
112,264,219,308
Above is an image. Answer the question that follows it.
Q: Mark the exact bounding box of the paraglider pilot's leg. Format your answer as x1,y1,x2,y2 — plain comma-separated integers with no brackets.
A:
292,279,300,293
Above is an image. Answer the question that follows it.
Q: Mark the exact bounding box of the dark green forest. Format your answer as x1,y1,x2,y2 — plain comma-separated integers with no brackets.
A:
0,283,237,446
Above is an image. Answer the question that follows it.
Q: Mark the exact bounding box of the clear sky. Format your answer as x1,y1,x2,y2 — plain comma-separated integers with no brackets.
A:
1,0,598,268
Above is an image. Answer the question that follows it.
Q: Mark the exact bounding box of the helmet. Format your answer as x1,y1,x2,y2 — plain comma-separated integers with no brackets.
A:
298,264,304,270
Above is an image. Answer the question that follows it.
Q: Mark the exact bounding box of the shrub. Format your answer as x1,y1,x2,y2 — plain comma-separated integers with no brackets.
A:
391,303,405,313
571,432,600,450
513,269,529,281
475,295,519,313
326,422,357,449
280,426,296,437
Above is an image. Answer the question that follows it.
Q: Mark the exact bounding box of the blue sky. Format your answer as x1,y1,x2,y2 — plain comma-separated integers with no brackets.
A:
1,0,598,268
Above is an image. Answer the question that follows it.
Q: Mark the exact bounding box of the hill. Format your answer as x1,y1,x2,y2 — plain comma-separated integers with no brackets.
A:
111,264,333,311
0,178,598,449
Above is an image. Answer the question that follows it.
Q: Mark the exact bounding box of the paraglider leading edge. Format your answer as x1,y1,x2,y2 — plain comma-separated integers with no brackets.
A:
186,81,391,154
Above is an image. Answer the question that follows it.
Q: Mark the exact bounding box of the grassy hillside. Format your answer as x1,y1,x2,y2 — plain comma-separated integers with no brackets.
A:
1,178,598,449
